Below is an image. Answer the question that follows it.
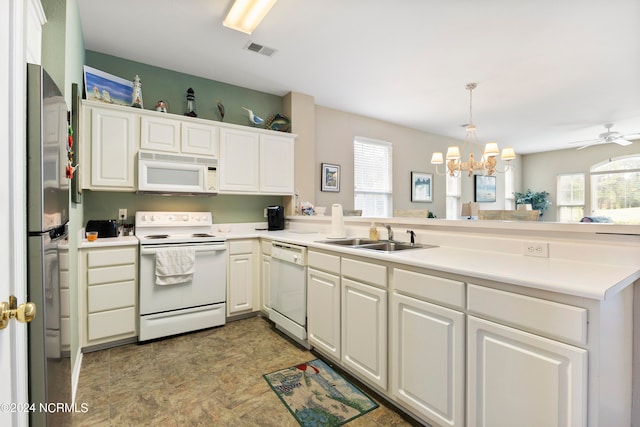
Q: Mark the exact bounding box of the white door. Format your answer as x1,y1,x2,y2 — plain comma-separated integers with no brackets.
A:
307,268,341,359
2,1,30,425
341,278,387,389
467,316,587,427
391,292,465,427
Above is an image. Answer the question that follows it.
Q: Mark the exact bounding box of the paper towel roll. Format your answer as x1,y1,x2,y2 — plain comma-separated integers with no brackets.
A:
330,204,345,238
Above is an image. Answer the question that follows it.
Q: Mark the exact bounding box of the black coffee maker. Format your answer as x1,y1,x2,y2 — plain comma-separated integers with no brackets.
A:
267,205,285,230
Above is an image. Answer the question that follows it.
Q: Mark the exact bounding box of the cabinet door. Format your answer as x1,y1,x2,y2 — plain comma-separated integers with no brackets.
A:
341,278,387,389
228,253,254,314
182,122,218,157
219,128,259,192
391,292,465,427
260,133,294,193
307,268,341,359
468,316,587,427
261,254,271,313
140,115,181,153
90,108,136,189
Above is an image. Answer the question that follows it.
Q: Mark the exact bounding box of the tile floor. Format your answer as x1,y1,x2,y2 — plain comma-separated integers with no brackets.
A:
70,316,421,426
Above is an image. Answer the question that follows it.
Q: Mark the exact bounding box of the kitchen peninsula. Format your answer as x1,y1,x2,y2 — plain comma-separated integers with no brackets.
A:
218,215,640,427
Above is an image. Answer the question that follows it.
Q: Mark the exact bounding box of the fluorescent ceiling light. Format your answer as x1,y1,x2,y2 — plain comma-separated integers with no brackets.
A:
223,0,278,34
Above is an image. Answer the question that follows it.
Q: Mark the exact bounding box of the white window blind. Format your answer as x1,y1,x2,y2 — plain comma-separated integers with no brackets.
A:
557,173,585,222
354,137,392,217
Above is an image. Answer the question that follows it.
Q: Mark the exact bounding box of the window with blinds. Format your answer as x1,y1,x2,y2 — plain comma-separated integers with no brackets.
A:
557,173,585,222
590,156,640,224
353,137,392,217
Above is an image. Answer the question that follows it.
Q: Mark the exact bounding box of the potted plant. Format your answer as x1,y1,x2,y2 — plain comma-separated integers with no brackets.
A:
513,189,551,216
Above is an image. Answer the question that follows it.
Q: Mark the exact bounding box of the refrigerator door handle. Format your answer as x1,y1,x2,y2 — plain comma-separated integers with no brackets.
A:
0,295,37,329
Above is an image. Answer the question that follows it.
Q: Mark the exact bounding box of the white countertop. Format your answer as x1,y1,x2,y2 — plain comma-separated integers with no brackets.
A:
78,235,139,249
226,229,640,302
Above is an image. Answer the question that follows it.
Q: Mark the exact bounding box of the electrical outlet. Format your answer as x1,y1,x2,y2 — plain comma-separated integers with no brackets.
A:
522,241,549,258
264,208,268,218
119,208,127,220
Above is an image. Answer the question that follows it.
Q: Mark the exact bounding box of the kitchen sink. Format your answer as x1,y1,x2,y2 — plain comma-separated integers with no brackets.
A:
317,238,380,246
317,239,437,252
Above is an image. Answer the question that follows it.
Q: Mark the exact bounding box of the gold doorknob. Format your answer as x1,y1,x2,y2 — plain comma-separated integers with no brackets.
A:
0,295,37,330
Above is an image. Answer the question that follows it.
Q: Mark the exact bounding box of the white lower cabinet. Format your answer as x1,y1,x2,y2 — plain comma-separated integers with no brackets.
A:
467,316,587,427
341,275,387,390
261,241,272,314
79,246,138,348
227,239,259,316
307,267,341,358
391,292,465,427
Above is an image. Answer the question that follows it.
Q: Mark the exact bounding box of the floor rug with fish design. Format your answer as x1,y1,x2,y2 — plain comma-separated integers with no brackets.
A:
263,358,379,426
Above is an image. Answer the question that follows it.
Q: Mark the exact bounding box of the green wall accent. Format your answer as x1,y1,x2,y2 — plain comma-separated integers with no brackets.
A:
85,50,283,126
83,191,283,225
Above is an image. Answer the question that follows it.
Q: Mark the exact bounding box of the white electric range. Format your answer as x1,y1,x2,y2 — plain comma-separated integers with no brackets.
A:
135,211,227,341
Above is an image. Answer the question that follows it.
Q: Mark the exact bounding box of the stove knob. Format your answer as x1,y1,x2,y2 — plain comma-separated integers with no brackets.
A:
141,215,148,222
151,215,158,221
182,215,189,221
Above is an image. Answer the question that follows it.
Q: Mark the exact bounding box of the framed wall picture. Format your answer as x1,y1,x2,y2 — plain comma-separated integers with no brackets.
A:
83,65,133,106
474,175,497,202
321,163,340,192
411,171,433,202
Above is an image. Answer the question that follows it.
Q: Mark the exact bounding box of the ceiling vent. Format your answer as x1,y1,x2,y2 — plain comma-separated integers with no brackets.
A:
244,41,277,57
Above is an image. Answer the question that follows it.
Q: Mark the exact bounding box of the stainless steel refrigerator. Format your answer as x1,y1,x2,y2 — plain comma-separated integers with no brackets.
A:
26,63,70,427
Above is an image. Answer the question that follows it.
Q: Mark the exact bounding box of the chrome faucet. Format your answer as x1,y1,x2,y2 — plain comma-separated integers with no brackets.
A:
383,223,393,241
407,229,416,245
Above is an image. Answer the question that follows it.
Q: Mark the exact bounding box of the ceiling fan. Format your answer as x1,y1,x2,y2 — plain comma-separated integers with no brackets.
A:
569,123,640,150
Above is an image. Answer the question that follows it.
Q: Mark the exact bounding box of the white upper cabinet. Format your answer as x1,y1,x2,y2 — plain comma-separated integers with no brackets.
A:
260,133,294,193
140,114,219,157
140,115,181,153
181,121,219,156
84,104,137,190
219,127,260,192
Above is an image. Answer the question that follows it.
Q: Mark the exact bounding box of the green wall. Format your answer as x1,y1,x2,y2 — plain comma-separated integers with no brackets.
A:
83,191,283,225
82,51,289,224
85,50,283,126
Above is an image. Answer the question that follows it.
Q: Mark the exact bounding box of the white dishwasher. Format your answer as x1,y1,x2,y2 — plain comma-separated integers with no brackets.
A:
269,241,309,348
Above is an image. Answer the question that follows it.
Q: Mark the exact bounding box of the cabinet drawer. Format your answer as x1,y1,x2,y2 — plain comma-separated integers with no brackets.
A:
60,289,70,317
59,270,69,289
59,250,69,270
87,247,137,267
88,281,136,312
88,306,136,341
87,264,136,286
467,284,588,346
342,257,387,288
261,240,272,256
308,250,340,274
394,268,465,309
229,240,253,255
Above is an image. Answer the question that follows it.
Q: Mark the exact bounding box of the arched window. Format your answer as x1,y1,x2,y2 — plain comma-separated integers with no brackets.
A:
590,155,640,224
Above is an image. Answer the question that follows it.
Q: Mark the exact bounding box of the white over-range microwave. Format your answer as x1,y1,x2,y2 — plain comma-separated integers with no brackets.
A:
138,151,218,195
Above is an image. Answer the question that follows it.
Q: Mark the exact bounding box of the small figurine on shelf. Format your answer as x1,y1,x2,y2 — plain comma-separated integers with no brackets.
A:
215,99,225,121
185,88,197,117
241,107,264,127
131,75,143,108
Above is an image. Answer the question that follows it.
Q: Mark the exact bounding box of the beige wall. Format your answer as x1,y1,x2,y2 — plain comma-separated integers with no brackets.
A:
522,143,639,222
313,105,516,218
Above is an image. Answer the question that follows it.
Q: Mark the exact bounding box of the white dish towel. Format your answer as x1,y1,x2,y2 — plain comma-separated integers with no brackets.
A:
155,247,196,286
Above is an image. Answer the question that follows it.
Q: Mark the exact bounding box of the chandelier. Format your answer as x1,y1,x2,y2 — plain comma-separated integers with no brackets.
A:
431,83,515,177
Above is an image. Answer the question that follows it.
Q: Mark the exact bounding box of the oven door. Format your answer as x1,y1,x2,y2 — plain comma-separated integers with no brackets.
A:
139,242,226,315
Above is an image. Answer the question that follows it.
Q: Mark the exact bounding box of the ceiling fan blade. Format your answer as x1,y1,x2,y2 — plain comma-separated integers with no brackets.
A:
622,133,640,140
568,138,601,145
613,137,633,146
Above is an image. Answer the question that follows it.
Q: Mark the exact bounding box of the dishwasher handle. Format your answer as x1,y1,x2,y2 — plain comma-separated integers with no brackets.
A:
271,241,307,266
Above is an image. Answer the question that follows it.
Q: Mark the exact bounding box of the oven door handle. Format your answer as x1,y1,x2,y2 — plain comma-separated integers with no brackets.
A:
140,245,227,255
